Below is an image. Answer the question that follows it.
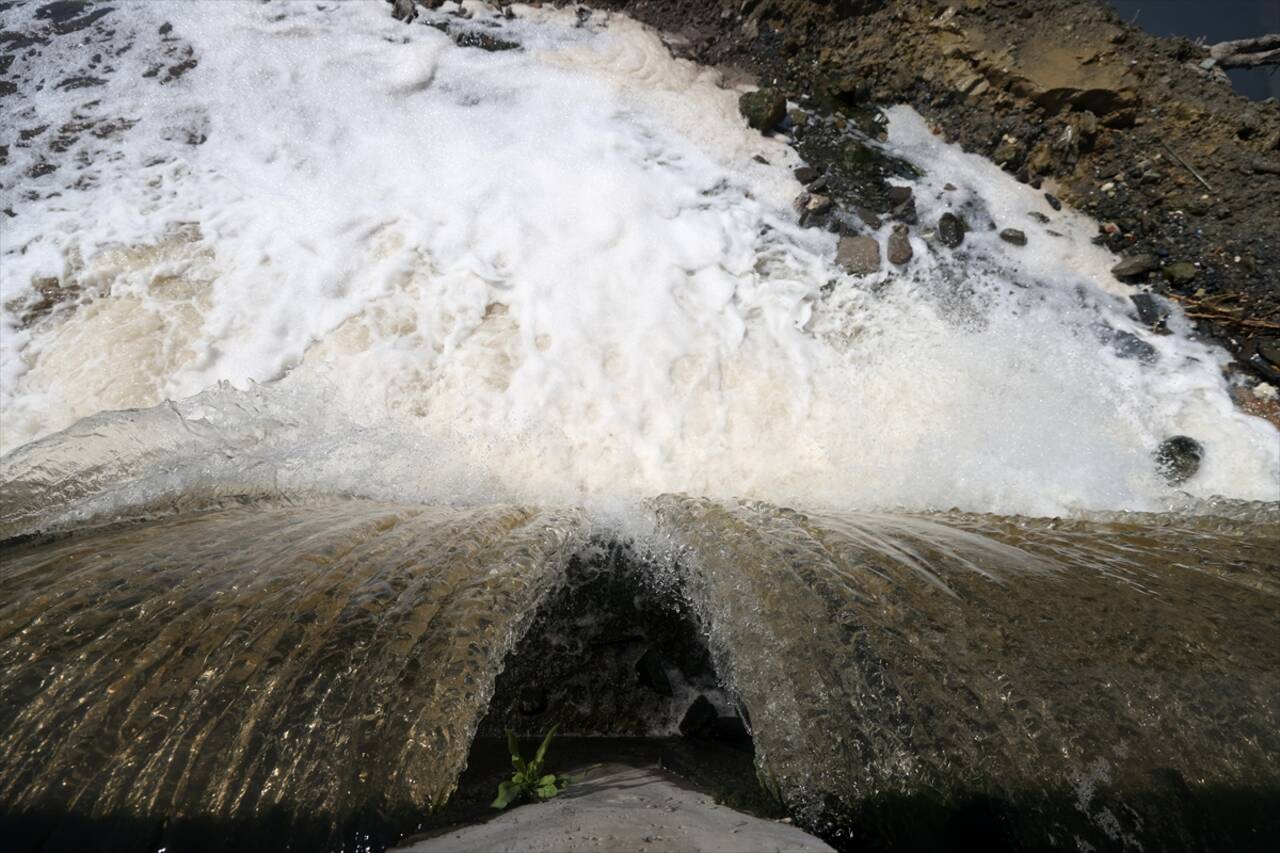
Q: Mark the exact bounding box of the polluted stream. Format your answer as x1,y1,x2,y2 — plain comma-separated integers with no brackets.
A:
1,2,1278,851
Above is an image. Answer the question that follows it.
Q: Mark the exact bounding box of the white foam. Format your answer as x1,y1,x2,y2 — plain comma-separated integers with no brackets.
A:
1,0,1276,516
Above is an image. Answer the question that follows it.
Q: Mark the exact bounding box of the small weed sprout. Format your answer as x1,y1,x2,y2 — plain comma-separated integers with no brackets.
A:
491,724,570,809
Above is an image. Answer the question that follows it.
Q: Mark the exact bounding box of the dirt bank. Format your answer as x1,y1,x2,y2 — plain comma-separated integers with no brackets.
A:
585,0,1279,400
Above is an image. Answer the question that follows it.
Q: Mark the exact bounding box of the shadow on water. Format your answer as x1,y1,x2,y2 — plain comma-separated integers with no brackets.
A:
2,498,1279,851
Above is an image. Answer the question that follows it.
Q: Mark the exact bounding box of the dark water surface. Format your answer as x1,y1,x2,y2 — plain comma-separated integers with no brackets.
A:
1109,0,1280,100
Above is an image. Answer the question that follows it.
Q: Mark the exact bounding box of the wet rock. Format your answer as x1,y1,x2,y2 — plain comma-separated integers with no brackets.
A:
739,88,786,131
1028,211,1051,224
1131,293,1170,330
1257,337,1280,367
992,135,1025,167
1111,330,1158,363
1044,193,1062,211
805,194,832,215
885,184,917,223
937,212,966,248
1163,261,1197,286
999,228,1027,246
794,165,821,184
837,139,878,176
1111,254,1159,281
1153,436,1204,486
635,648,673,697
887,224,913,266
679,695,719,738
837,234,881,274
390,0,417,23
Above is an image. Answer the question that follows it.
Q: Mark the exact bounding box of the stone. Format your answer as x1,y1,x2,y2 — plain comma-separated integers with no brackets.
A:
1131,293,1170,328
1153,436,1204,486
391,0,418,23
999,228,1027,246
1111,254,1159,280
739,88,786,131
679,695,719,738
937,212,966,248
886,185,916,223
805,194,832,215
837,139,878,176
635,648,673,697
794,165,821,184
1163,261,1197,286
1044,193,1062,211
992,135,1025,166
1111,330,1158,364
887,224,913,265
1258,337,1280,367
837,235,881,274
1028,211,1051,224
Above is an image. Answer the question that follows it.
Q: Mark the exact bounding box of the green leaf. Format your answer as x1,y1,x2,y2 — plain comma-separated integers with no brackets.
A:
506,729,527,774
532,723,559,770
538,774,556,787
490,780,522,810
535,783,559,799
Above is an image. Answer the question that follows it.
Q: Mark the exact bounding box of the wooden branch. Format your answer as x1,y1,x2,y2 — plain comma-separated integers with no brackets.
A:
1207,34,1280,70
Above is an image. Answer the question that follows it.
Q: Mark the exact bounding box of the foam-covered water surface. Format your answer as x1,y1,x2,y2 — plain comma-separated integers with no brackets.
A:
1,0,1276,518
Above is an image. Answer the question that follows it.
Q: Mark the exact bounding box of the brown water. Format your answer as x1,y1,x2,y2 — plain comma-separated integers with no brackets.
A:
2,495,1277,851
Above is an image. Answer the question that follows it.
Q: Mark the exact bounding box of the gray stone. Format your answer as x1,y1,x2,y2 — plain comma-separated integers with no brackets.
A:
391,0,417,23
837,234,882,274
1163,261,1197,285
1111,254,1160,280
1131,293,1170,328
738,88,786,131
887,224,913,265
937,212,966,248
794,165,820,184
999,228,1027,246
1153,436,1204,486
635,648,673,697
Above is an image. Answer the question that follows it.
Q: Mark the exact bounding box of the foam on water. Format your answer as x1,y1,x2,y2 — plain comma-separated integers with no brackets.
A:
1,0,1276,518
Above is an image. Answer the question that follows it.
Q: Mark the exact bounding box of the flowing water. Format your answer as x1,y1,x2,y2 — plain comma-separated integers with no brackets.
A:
1,1,1279,851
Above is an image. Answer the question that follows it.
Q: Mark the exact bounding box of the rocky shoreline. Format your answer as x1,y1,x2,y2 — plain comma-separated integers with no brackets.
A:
573,0,1280,420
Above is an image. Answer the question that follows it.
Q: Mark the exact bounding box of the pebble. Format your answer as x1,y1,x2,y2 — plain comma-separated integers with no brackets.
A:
999,228,1027,246
937,212,966,248
837,234,882,274
887,224,913,265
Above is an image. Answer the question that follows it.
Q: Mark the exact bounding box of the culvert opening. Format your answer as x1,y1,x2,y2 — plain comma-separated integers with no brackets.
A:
408,541,784,839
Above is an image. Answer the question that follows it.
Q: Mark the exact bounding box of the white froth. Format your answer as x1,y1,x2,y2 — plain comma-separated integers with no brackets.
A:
0,0,1276,515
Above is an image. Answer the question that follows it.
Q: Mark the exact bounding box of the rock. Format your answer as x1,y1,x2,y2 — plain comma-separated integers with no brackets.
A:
1028,211,1051,224
1111,254,1160,280
887,224,913,265
837,139,878,176
1163,261,1197,286
805,194,832,215
679,695,719,737
992,135,1025,166
999,228,1027,246
937,212,966,248
635,648,673,697
1130,293,1170,329
1153,436,1204,486
794,165,821,184
885,185,917,224
1258,337,1280,367
391,0,417,23
1111,330,1158,363
1044,193,1062,211
837,235,881,274
1027,142,1056,175
739,88,786,131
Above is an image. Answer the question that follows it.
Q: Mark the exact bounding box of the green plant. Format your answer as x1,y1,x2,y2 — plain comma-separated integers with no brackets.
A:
490,724,570,809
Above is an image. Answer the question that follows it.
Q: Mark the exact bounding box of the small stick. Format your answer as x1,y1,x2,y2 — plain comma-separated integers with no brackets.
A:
1164,145,1213,193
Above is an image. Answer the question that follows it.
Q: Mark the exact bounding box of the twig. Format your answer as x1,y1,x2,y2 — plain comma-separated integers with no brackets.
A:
1163,145,1213,193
